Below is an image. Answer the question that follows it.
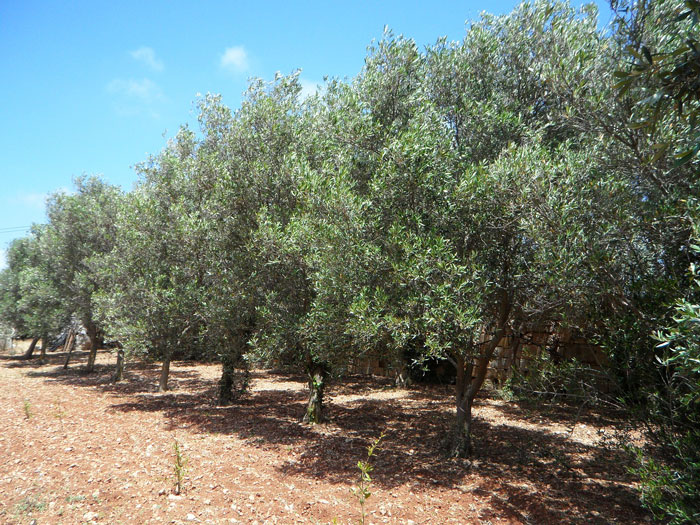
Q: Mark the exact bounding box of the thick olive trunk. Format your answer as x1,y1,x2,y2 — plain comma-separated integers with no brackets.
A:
38,335,48,363
217,330,252,405
85,320,99,373
218,357,236,405
451,355,474,457
450,296,511,457
112,347,125,382
62,329,76,369
159,355,171,392
303,365,326,424
218,361,250,405
453,391,474,457
23,337,40,360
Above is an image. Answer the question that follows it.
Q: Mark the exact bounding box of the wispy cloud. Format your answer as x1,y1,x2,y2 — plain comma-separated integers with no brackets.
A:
220,45,249,74
107,78,163,101
130,46,164,72
106,78,164,119
18,192,48,210
299,78,323,100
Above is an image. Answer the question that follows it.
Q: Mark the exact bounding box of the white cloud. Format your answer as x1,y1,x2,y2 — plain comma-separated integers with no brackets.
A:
107,78,163,101
106,78,164,118
130,46,164,72
299,78,323,100
19,192,48,210
220,46,249,74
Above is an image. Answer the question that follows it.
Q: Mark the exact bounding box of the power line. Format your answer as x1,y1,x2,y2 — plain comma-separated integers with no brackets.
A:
0,226,32,234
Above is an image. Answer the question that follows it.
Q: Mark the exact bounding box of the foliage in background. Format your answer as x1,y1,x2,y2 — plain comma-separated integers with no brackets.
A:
0,229,68,353
614,0,700,166
629,233,700,524
611,1,700,521
504,353,618,408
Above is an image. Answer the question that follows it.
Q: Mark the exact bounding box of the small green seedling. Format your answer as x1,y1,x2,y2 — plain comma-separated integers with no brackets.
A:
65,494,86,504
14,495,46,516
351,431,386,525
23,400,32,419
54,403,66,420
173,438,188,495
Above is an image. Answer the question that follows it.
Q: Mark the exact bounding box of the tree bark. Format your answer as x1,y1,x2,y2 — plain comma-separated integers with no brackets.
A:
159,355,171,392
451,354,474,457
22,337,40,360
217,329,251,405
112,346,125,382
62,329,76,369
38,334,48,363
450,295,511,457
453,394,474,457
218,355,236,405
85,320,99,373
303,364,327,424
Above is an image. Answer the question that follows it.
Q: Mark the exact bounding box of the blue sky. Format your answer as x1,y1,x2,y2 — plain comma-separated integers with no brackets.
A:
0,0,612,267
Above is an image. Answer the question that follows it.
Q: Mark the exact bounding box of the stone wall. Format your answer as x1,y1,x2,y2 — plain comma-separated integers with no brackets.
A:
350,325,606,385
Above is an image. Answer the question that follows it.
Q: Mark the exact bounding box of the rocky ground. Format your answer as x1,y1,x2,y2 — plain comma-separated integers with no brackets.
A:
0,342,651,524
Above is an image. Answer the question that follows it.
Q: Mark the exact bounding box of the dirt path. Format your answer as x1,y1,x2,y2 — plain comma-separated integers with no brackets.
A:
0,346,650,524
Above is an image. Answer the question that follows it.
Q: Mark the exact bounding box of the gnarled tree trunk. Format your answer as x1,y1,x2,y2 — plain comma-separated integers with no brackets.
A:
450,297,511,457
159,354,171,392
395,361,412,388
85,320,99,373
217,329,251,405
112,346,125,382
38,334,48,363
452,355,475,457
303,363,327,424
218,355,236,405
63,328,76,369
22,337,40,360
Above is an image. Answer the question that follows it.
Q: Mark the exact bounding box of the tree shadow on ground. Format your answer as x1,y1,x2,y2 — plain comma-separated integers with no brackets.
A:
0,349,91,368
110,374,645,523
3,349,650,524
490,393,633,430
16,349,208,395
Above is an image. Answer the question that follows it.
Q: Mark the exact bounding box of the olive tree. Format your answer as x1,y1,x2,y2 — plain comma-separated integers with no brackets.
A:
344,1,617,456
252,155,373,422
193,75,312,404
0,230,68,360
43,177,122,372
95,130,208,390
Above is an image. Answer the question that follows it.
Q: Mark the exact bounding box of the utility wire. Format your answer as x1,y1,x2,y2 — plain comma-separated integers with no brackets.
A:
0,226,32,233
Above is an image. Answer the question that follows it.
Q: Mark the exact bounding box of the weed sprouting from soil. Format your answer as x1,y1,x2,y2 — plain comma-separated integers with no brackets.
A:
173,438,188,495
14,495,46,516
22,399,32,419
351,431,385,525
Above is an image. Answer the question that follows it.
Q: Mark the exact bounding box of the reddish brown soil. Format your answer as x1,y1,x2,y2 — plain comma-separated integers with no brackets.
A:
0,343,651,524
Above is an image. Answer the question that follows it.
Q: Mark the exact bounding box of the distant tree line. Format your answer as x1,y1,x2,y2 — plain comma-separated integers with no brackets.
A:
1,2,697,520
